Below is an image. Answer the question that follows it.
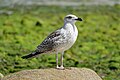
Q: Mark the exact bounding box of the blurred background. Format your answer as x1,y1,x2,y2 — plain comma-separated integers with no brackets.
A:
0,0,120,80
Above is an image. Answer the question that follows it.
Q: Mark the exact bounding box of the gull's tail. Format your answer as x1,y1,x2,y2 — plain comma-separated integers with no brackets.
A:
22,52,40,59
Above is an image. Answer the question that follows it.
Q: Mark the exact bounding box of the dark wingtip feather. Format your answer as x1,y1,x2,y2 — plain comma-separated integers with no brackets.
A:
21,54,32,59
22,52,40,59
21,55,30,59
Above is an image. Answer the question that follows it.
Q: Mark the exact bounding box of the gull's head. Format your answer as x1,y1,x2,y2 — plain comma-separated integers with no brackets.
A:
64,14,82,23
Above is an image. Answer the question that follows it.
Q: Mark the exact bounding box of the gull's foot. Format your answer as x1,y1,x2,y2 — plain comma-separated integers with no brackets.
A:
56,65,60,69
60,66,64,70
56,66,64,70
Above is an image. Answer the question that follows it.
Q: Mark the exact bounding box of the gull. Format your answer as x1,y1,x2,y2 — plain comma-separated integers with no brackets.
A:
22,14,82,69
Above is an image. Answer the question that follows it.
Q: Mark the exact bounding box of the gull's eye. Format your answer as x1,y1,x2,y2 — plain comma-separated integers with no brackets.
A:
66,16,72,19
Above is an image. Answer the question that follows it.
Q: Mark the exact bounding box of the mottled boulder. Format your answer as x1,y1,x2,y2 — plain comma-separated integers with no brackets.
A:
2,67,102,80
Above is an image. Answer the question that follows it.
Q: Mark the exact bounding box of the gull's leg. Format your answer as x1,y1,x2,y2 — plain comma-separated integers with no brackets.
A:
56,52,59,69
60,51,64,69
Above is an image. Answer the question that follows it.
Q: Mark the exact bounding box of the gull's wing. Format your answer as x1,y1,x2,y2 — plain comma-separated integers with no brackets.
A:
36,29,64,53
22,29,64,59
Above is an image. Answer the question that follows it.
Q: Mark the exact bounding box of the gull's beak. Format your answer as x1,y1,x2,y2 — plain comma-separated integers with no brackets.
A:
75,18,82,21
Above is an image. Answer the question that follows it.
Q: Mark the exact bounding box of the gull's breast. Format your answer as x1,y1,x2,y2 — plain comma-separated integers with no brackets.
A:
65,28,78,50
55,25,78,52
